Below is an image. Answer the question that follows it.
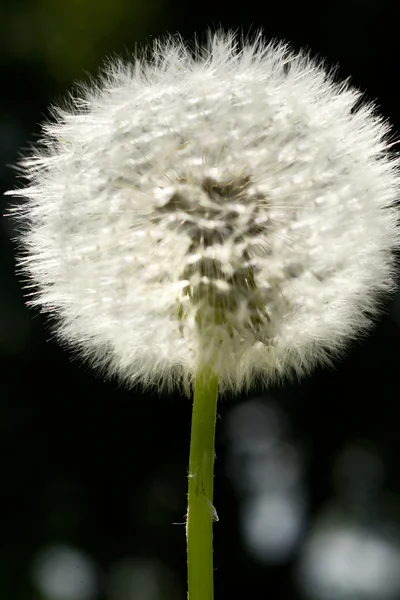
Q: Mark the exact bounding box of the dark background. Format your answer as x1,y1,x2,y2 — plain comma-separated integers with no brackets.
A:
2,1,400,599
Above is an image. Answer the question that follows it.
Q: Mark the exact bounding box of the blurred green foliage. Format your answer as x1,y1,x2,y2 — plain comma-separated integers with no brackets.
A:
4,0,167,85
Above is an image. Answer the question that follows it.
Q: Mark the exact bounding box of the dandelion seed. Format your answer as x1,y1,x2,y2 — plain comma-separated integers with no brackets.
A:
6,31,399,395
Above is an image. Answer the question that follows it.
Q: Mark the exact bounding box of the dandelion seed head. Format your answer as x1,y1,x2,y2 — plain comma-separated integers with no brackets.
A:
7,32,400,394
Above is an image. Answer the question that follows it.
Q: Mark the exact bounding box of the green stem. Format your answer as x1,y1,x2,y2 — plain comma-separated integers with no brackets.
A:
187,365,219,600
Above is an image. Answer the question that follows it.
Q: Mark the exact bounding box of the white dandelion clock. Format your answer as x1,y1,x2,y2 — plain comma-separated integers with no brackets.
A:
7,33,399,394
7,31,399,600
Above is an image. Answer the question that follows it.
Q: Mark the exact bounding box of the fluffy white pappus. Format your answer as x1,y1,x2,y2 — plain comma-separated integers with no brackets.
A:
7,31,400,395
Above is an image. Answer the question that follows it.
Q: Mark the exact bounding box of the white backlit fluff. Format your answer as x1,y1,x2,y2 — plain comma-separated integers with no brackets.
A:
8,32,400,393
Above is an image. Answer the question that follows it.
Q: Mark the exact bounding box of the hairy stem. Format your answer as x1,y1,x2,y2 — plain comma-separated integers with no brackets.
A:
186,366,219,600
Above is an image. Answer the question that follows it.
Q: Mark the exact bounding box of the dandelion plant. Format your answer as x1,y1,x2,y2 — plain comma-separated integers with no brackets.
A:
7,31,399,600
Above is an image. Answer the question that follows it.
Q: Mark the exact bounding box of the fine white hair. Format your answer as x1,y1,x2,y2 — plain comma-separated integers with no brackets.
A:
7,31,400,395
